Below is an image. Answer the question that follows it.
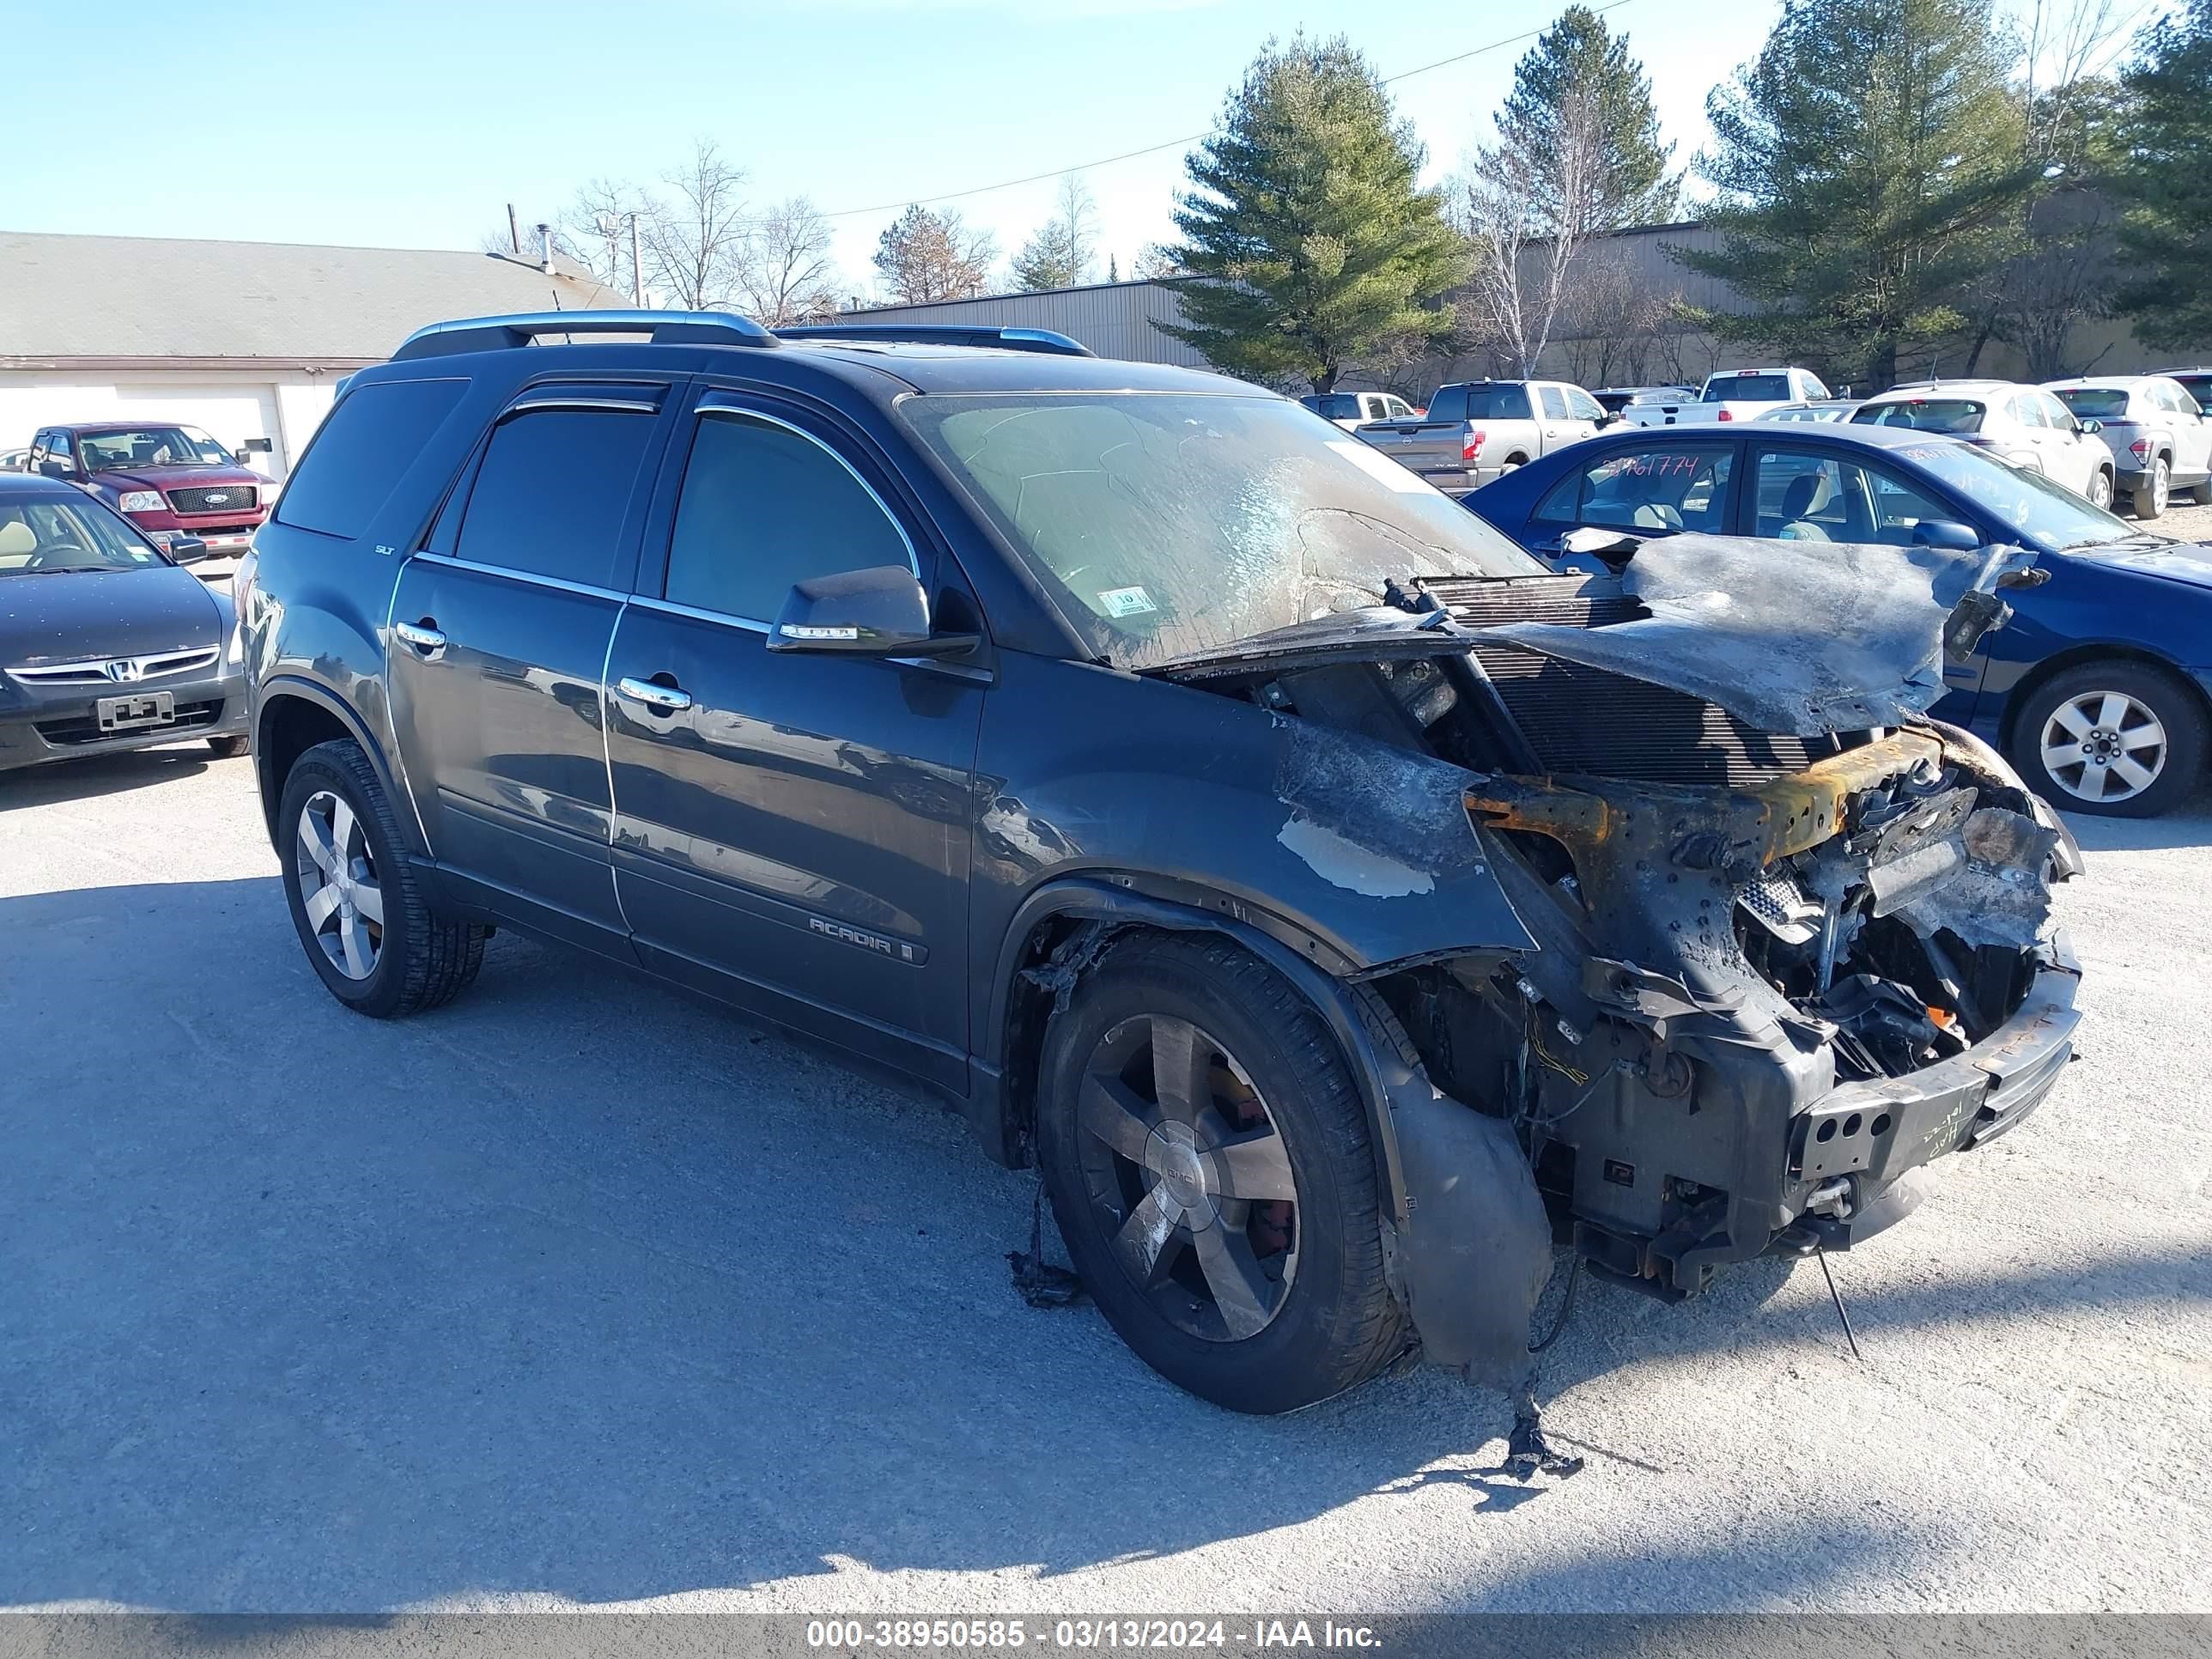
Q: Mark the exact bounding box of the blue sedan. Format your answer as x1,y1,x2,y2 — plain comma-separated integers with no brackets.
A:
1467,422,2212,816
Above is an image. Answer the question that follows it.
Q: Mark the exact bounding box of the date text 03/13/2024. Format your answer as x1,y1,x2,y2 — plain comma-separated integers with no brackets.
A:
804,1619,1383,1650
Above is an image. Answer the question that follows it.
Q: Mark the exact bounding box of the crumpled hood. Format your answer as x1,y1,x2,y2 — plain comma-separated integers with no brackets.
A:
1486,534,2033,736
0,567,225,667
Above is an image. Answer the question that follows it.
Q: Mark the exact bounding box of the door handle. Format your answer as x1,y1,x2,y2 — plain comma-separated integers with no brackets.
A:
393,619,447,657
617,675,694,714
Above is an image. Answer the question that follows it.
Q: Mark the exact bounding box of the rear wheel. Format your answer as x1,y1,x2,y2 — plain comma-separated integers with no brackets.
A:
2188,477,2212,507
206,734,249,759
277,739,487,1016
1035,935,1405,1413
2087,468,2114,510
2011,662,2206,817
2133,457,2170,520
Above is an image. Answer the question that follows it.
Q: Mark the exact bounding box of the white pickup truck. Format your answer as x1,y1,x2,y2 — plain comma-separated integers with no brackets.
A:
1623,367,1833,427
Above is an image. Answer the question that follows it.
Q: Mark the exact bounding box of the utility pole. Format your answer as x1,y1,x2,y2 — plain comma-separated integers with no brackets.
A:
629,211,645,307
506,203,520,256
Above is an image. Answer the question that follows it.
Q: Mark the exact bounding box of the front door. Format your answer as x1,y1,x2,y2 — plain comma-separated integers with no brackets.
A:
604,391,987,1088
386,381,677,951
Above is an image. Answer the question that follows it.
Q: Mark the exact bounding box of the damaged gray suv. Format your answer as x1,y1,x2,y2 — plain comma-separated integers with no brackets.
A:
240,313,2083,1424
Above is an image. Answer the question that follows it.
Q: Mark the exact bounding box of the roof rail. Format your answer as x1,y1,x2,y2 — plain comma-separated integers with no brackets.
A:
774,324,1095,358
391,310,775,362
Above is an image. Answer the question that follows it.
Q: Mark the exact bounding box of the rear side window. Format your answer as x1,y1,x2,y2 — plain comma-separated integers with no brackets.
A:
276,379,466,538
1534,445,1735,533
455,409,659,589
1463,384,1534,419
1856,398,1986,434
1539,386,1570,419
663,410,914,623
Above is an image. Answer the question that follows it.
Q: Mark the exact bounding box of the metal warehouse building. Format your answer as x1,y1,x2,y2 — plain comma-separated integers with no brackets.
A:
847,278,1210,368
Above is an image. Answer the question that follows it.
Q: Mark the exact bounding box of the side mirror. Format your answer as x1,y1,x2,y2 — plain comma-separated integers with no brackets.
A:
166,535,212,565
1911,520,1983,551
37,458,74,480
2079,418,2102,434
768,564,978,658
240,437,274,454
1557,525,1644,562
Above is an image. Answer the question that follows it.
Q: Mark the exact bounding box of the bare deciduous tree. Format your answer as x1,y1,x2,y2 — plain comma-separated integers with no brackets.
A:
735,198,841,325
1012,173,1099,292
1454,82,1606,375
638,141,752,312
1555,251,1680,387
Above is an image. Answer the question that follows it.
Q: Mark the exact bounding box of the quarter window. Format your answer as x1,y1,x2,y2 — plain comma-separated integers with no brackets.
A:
663,410,913,623
455,408,659,588
277,378,467,539
1534,446,1735,534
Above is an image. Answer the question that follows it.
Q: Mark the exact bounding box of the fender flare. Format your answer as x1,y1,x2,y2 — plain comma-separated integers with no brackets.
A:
252,675,423,857
984,877,1415,1221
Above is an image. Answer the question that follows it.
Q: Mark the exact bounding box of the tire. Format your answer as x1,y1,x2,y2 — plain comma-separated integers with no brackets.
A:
2009,661,2207,818
206,734,249,759
2087,468,2114,511
1035,933,1406,1413
2188,478,2212,507
2133,457,2170,520
277,738,487,1016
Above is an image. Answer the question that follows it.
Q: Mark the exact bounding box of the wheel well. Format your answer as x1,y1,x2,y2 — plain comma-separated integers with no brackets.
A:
1998,646,2212,752
1505,451,1529,465
255,694,350,840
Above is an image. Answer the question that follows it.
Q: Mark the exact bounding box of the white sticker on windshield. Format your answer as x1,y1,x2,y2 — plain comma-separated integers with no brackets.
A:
1097,585,1158,617
1326,438,1429,493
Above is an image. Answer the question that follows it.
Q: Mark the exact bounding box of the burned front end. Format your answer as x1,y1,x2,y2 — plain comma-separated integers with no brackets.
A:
1161,534,2081,1316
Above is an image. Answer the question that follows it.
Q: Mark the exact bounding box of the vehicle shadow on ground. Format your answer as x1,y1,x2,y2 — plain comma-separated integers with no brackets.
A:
0,745,219,811
2,877,2201,1612
2061,788,2212,854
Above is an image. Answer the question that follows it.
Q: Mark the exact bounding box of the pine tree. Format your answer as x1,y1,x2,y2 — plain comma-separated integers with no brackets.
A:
1012,175,1098,292
1673,0,2026,390
2112,0,2212,350
1161,35,1465,392
1495,6,1678,234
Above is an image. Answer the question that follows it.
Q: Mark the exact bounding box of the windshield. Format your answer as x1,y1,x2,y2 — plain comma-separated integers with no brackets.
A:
76,427,234,470
0,496,171,574
1706,374,1792,402
1891,438,2145,551
899,392,1545,667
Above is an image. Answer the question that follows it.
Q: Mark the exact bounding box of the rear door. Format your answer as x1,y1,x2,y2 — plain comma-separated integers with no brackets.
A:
2154,381,2212,479
386,380,679,953
604,387,987,1089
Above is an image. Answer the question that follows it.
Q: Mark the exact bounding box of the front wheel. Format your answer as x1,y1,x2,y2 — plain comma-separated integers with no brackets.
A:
277,739,487,1016
2010,662,2206,817
206,734,249,759
1035,935,1406,1414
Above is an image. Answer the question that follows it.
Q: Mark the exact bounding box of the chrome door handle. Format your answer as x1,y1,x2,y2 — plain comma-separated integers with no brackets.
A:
617,675,693,714
393,620,447,656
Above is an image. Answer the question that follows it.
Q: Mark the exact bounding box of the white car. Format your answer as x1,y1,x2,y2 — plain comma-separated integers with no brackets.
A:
1298,392,1421,431
1850,380,2115,507
1622,367,1833,427
2045,375,2212,520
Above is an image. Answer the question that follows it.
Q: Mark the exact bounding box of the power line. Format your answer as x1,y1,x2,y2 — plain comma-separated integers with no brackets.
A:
820,0,1643,221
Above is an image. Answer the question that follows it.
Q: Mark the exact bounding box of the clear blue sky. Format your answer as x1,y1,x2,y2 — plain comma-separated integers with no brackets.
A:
11,0,1786,298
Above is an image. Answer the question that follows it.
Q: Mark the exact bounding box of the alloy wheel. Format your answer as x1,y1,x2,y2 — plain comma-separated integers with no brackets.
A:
295,789,384,979
2152,461,2170,514
2089,471,2113,509
1073,1014,1300,1341
2039,690,2167,805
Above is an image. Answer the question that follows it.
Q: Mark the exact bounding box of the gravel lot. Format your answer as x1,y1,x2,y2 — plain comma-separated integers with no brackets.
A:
3,730,2207,1615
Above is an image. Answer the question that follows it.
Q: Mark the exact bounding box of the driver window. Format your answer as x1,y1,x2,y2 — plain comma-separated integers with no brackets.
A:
1752,449,1950,545
665,410,915,623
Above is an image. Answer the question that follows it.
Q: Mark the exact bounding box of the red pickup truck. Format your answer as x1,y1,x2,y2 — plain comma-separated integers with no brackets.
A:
27,422,274,565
